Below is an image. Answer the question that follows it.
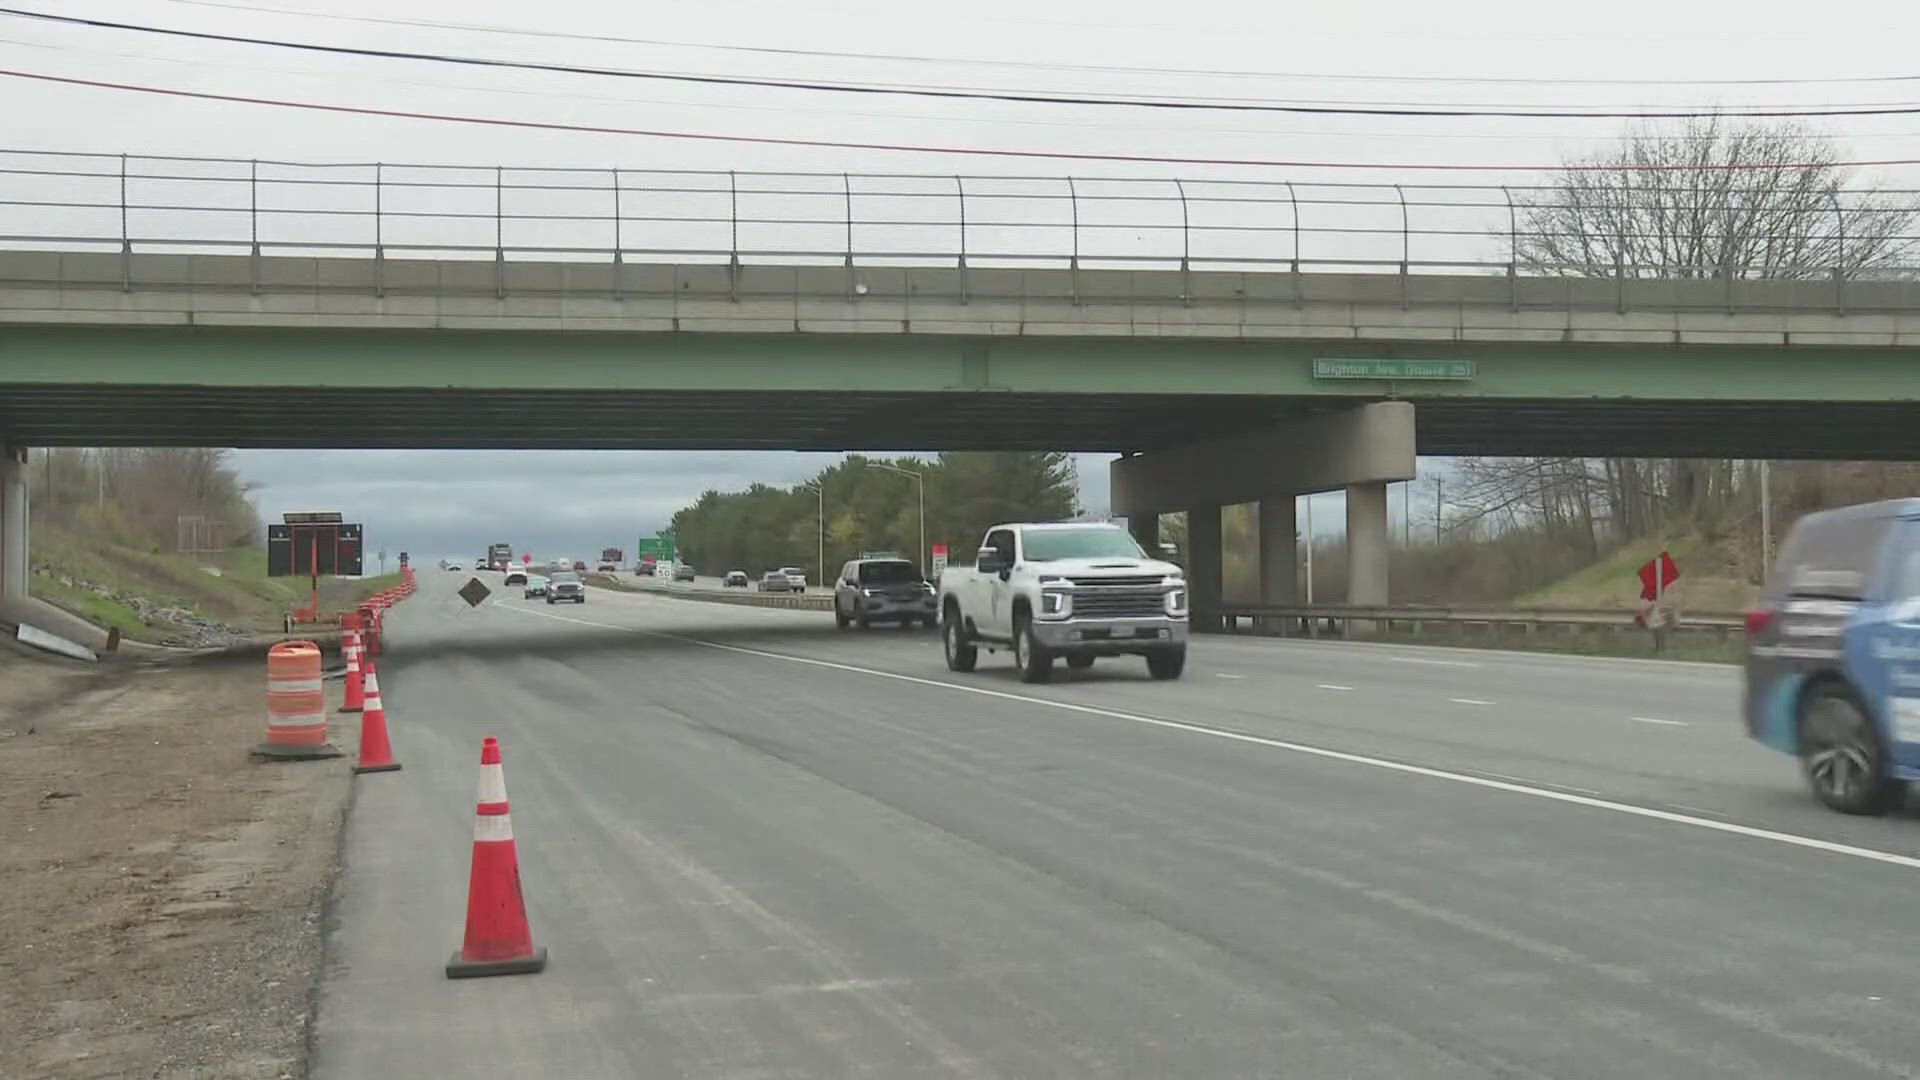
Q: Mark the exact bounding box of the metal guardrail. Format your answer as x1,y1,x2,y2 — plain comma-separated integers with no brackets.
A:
1209,604,1745,642
0,149,1914,288
588,574,833,611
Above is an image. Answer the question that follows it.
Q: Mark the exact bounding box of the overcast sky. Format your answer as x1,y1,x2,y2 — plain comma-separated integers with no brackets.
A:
7,0,1916,559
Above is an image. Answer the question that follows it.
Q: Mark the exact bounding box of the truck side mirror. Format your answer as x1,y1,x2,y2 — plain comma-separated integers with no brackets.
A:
977,546,1008,573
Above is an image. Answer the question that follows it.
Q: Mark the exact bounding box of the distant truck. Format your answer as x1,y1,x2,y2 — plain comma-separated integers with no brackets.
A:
937,521,1188,683
487,542,513,571
599,547,623,572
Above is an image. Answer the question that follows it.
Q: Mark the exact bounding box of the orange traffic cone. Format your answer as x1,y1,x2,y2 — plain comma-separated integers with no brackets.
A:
351,662,400,774
340,625,365,714
446,737,546,978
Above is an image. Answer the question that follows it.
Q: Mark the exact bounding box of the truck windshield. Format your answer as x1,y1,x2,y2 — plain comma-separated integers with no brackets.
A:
1022,527,1145,562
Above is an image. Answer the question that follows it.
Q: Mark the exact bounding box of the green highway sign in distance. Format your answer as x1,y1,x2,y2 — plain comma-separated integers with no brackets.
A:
1313,358,1476,381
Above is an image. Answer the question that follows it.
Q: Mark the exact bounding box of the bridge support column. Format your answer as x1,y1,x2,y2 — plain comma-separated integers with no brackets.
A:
1,445,26,603
1187,504,1222,632
1257,496,1297,633
1127,512,1159,555
1346,480,1389,609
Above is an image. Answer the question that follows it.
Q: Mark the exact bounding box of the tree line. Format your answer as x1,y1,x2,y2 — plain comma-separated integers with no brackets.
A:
669,452,1079,579
28,447,260,551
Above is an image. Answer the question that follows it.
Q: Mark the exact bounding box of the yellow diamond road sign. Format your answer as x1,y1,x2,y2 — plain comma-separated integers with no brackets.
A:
457,578,492,608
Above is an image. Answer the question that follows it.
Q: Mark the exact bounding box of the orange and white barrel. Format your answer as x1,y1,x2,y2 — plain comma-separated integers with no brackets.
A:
251,640,338,759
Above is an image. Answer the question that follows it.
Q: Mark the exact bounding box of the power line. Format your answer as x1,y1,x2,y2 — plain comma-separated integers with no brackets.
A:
15,32,1914,144
8,66,1919,172
11,7,1920,120
148,0,1920,89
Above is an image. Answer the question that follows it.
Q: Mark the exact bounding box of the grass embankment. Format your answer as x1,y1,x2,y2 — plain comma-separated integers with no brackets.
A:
28,512,401,642
1516,533,1757,613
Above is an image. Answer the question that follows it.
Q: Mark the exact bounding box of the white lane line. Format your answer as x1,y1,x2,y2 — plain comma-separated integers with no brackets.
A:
1471,769,1603,797
496,603,1920,875
1632,716,1691,727
1213,673,1245,680
1390,656,1482,668
1449,698,1495,706
1317,684,1355,691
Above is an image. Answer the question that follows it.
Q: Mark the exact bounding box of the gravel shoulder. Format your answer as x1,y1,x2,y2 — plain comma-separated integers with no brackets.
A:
0,651,358,1080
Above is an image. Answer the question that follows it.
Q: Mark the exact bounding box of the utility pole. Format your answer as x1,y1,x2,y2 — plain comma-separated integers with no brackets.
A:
801,481,824,587
1302,493,1314,604
1435,475,1444,543
1759,460,1773,574
866,461,926,573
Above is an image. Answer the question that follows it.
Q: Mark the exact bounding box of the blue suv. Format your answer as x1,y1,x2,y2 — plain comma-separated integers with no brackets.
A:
1745,498,1920,814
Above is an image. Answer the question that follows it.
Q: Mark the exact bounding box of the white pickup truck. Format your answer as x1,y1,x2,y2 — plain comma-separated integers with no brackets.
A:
937,521,1188,683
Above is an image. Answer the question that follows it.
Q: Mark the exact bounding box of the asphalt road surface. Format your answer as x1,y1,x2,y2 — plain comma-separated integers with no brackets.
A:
313,573,1920,1079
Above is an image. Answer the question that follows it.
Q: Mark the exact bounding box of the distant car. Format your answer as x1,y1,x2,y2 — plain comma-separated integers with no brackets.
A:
504,569,528,587
723,570,749,588
524,574,548,599
758,571,793,593
573,560,587,572
445,560,464,572
597,563,616,572
673,563,696,582
779,566,807,593
635,562,655,576
546,571,585,604
836,557,937,630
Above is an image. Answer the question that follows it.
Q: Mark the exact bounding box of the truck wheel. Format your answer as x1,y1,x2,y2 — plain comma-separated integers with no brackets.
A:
1013,613,1053,684
943,608,977,672
1066,655,1095,670
1799,682,1904,814
1146,647,1187,681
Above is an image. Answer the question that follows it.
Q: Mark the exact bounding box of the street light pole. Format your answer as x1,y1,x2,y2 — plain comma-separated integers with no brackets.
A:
867,462,926,573
801,481,824,587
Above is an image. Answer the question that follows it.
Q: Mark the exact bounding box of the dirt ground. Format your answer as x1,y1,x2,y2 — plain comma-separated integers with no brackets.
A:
0,649,359,1080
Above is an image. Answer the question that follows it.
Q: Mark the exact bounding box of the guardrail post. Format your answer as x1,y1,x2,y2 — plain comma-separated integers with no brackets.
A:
1614,249,1625,315
843,172,856,303
249,159,261,295
1175,178,1192,306
1286,181,1302,308
611,167,623,300
1395,183,1410,310
728,170,740,304
955,175,969,306
493,166,506,300
1067,176,1081,306
1502,185,1518,312
373,163,385,299
118,153,130,292
1831,190,1847,315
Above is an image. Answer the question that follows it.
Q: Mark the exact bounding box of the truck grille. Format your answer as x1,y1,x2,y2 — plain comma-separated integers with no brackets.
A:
1071,590,1166,619
1071,575,1163,590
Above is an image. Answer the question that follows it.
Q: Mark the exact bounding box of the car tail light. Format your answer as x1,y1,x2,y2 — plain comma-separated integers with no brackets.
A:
1744,607,1778,637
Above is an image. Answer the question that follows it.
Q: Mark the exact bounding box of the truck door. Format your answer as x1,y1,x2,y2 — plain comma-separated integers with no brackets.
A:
978,528,1016,638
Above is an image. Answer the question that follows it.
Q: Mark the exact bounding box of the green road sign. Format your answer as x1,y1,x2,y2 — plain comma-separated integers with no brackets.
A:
1313,358,1476,381
636,533,677,561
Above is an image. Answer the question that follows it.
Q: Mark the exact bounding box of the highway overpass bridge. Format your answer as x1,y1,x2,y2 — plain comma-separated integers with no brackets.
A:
3,152,1918,622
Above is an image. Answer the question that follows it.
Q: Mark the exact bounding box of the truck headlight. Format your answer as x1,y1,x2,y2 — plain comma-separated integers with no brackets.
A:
1039,590,1071,619
1165,588,1188,617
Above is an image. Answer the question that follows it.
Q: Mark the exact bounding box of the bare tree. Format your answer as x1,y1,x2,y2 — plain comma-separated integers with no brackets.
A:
1513,115,1917,280
1485,119,1920,546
